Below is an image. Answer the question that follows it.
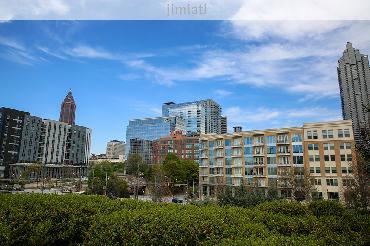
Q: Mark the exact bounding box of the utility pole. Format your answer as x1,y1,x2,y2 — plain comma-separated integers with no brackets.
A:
105,172,108,196
92,169,94,193
192,179,195,195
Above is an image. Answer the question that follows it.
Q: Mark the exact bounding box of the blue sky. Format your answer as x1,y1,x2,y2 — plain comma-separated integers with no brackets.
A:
0,20,369,153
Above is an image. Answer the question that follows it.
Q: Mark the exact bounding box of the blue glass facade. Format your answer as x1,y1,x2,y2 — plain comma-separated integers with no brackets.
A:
162,99,222,135
126,117,184,153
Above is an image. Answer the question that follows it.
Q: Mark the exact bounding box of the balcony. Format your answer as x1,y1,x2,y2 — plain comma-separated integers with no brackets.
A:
214,162,224,167
277,151,290,155
233,163,243,167
277,163,291,167
232,173,243,178
210,173,224,177
276,140,290,144
200,155,208,159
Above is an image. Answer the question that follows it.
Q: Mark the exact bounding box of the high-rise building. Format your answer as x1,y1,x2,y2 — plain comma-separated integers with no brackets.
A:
59,89,76,125
337,42,370,143
126,116,184,154
106,140,125,159
0,108,29,178
0,107,91,178
18,115,43,163
129,138,153,165
162,99,222,135
152,131,200,164
221,116,227,134
199,120,355,201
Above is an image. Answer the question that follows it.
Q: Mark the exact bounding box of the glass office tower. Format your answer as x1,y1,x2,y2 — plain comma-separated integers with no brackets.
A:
162,99,222,136
125,116,184,154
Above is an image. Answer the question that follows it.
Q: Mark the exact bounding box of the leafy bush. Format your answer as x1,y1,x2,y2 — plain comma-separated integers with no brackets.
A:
0,194,369,245
308,200,345,217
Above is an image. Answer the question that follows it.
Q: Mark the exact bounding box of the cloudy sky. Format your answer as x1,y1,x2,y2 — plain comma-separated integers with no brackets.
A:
0,19,369,153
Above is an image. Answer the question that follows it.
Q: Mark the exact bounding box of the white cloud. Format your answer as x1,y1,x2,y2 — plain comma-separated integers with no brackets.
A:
214,89,233,97
231,0,370,21
0,36,25,51
31,0,70,16
64,45,119,59
0,36,41,65
224,106,341,130
37,46,68,60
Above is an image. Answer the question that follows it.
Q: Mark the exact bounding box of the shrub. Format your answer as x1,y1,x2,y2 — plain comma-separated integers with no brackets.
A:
308,200,345,217
0,194,369,245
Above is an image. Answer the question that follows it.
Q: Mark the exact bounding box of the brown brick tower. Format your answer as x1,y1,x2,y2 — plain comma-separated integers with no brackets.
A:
59,89,76,125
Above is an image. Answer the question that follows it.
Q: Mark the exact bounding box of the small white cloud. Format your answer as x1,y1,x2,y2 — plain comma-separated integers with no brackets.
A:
37,46,67,60
64,45,119,60
214,89,233,97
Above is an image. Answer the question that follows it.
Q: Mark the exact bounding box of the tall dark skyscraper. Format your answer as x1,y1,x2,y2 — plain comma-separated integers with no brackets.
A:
0,108,29,178
59,89,76,125
337,42,370,142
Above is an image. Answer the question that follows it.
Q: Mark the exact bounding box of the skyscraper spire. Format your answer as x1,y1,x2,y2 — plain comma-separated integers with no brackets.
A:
59,89,76,125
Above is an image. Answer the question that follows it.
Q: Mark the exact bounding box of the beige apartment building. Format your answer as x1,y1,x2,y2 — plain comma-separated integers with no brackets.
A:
199,120,355,201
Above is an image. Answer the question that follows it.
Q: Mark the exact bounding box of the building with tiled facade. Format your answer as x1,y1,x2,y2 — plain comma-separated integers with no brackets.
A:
152,131,199,164
199,120,355,201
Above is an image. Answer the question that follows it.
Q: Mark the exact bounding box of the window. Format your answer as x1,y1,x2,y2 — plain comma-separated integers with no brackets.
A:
322,129,333,139
308,144,319,150
307,130,318,139
244,147,252,155
245,167,253,175
338,129,351,138
268,166,277,175
232,138,242,146
326,178,338,186
267,157,276,164
225,139,231,147
293,145,303,153
341,154,352,162
309,155,320,162
323,143,335,150
254,136,264,144
341,167,352,174
245,157,253,165
310,167,321,174
292,133,302,142
226,167,233,175
244,137,252,145
340,142,352,150
314,178,321,185
326,166,337,174
267,146,276,154
324,155,335,162
265,136,276,144
293,156,303,164
254,157,264,165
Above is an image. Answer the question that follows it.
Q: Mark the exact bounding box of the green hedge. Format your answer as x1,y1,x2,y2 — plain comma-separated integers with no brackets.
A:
0,194,369,245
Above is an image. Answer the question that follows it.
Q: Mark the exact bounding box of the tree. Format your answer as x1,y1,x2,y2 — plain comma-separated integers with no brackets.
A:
125,154,149,177
344,148,370,210
107,175,130,198
88,162,129,197
162,154,199,184
149,164,171,202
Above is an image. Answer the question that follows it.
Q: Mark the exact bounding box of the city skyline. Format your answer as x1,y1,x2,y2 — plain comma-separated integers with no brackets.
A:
1,21,370,153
